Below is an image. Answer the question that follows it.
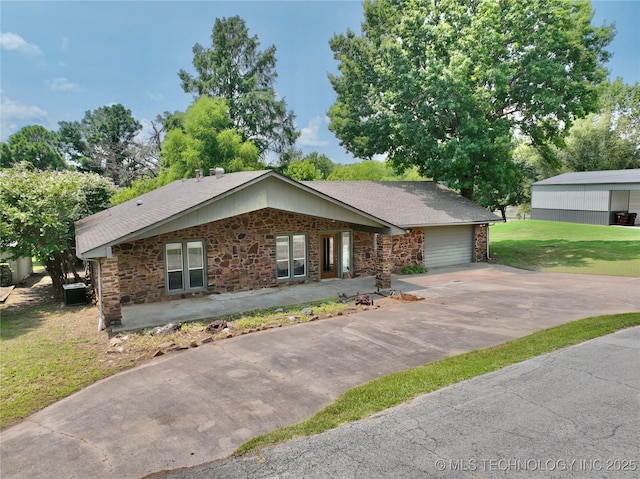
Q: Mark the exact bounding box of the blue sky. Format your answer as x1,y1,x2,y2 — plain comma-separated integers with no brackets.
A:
1,0,639,164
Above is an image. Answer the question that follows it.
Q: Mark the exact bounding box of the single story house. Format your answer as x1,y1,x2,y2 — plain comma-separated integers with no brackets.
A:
531,169,640,226
75,169,501,328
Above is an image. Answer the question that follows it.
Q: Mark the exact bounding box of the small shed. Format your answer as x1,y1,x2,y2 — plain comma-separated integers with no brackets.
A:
531,169,640,226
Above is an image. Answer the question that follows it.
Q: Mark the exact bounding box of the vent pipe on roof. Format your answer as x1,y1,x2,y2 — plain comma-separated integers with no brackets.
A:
195,169,201,181
215,167,225,179
209,168,215,176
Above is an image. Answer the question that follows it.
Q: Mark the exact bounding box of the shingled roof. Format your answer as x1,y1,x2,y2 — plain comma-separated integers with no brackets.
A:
304,180,501,227
75,170,270,257
76,170,500,258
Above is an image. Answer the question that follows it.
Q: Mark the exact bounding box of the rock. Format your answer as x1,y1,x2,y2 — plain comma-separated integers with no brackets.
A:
301,307,313,316
274,308,284,313
355,294,373,306
109,337,123,347
152,350,165,357
205,320,228,333
201,337,213,344
288,316,297,322
149,322,182,336
156,341,176,350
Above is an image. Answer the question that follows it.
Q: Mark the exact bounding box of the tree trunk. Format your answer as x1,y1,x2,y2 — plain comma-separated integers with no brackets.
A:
44,257,66,300
460,186,474,200
499,206,507,222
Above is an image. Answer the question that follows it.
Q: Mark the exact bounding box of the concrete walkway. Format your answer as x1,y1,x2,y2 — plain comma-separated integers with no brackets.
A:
115,275,385,332
1,265,639,479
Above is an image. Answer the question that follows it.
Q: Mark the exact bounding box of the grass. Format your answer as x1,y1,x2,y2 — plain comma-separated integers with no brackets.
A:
236,312,640,455
0,305,125,429
0,297,350,428
490,220,640,276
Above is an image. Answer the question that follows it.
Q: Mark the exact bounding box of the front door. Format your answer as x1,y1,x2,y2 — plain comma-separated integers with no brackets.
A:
320,234,338,279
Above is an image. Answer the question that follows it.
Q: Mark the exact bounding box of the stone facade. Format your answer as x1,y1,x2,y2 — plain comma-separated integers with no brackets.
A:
100,256,122,327
390,229,424,273
474,224,489,262
110,208,376,310
375,234,392,289
96,207,491,326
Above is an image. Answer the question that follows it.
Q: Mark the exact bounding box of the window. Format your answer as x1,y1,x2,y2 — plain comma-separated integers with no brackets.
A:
276,234,306,280
341,231,351,274
165,240,206,293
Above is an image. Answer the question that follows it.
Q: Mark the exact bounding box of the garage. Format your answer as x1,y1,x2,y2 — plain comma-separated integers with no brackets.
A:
424,225,474,268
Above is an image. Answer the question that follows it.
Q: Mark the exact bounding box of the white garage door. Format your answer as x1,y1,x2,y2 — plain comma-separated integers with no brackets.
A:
424,225,474,268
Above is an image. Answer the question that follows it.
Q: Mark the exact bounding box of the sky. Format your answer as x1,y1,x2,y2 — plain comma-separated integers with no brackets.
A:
1,0,639,164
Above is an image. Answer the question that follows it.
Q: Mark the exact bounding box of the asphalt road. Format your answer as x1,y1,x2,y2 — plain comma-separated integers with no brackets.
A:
154,327,640,479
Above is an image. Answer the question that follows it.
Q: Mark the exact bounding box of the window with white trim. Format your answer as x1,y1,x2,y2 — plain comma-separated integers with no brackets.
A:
165,240,206,293
276,234,306,280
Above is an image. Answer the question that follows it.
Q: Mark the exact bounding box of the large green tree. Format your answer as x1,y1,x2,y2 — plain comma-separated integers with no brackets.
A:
178,16,299,159
1,125,67,170
160,96,262,180
328,0,613,201
560,79,640,171
0,165,116,297
58,104,143,186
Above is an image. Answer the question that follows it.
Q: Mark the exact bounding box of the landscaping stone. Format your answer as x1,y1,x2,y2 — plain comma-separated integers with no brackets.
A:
149,322,182,336
205,320,227,333
301,307,313,316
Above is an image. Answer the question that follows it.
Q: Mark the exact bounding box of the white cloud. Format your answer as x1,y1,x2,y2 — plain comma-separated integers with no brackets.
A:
0,32,42,56
297,116,329,147
44,77,82,92
0,94,48,140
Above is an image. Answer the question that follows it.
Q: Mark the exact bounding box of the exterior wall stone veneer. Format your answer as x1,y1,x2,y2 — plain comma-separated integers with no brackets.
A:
113,208,376,309
98,207,491,324
375,234,392,289
390,228,424,273
474,224,489,262
100,256,122,327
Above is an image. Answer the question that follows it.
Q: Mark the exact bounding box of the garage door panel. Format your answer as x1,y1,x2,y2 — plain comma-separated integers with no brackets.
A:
424,226,473,268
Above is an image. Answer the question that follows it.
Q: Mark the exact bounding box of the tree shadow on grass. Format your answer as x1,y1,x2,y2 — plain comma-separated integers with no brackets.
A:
490,239,640,272
0,272,62,340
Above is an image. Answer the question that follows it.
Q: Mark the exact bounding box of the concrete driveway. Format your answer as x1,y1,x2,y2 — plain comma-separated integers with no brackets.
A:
1,265,639,479
153,327,640,479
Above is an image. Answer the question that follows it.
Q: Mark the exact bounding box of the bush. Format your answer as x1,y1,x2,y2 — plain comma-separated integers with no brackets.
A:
401,265,428,275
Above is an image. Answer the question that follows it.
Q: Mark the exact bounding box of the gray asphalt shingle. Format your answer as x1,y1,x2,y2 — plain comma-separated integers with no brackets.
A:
76,171,500,257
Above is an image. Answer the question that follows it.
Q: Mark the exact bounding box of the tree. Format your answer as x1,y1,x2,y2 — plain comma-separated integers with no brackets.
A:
58,104,143,186
1,125,67,170
560,79,640,171
0,165,116,297
328,0,613,201
159,96,262,180
560,112,639,171
178,16,299,159
303,152,336,179
283,159,323,181
326,160,421,181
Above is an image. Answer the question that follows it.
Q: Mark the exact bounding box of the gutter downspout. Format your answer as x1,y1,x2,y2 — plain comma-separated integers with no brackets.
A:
86,258,105,331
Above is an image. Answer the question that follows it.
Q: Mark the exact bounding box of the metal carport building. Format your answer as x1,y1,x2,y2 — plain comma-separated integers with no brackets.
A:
531,169,640,226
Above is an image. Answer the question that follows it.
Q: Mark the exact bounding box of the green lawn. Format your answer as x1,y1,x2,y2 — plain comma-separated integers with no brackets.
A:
490,220,640,276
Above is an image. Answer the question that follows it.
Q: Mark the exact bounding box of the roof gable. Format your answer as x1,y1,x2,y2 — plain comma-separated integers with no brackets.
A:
75,171,402,258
